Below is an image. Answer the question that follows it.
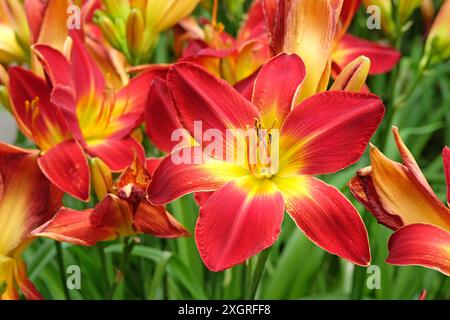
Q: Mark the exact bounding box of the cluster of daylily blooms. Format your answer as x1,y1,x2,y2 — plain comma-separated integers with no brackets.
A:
0,0,449,300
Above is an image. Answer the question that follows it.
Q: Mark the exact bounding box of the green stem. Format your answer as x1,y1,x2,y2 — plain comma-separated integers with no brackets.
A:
245,247,272,300
394,55,430,109
97,242,111,292
109,237,136,299
378,0,403,149
55,242,70,300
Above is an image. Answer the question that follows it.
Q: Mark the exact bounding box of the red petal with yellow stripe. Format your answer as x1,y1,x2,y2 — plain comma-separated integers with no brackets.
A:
167,62,260,138
86,137,145,172
38,140,91,201
276,175,371,266
387,224,450,276
279,91,384,175
148,147,248,205
8,67,71,151
195,177,285,271
252,53,305,127
145,78,186,153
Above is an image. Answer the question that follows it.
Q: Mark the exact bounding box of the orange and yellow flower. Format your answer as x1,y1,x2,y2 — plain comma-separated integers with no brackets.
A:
174,0,270,86
147,54,385,271
0,143,63,300
349,127,450,276
8,32,167,201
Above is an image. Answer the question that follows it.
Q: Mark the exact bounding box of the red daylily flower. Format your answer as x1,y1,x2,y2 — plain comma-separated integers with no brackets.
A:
0,142,63,300
262,0,400,100
147,53,385,271
8,32,167,201
349,128,450,276
32,156,189,246
174,0,270,86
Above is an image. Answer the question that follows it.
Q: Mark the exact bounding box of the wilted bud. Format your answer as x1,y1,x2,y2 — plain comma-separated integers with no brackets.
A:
331,56,371,92
425,0,450,64
90,157,113,200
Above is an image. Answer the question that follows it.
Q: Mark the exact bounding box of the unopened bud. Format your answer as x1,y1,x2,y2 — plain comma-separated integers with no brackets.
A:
90,157,113,200
331,56,371,92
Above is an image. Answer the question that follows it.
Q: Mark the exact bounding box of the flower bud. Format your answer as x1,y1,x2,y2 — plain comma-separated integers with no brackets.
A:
89,157,113,200
96,15,123,50
126,8,145,62
332,56,371,92
425,0,450,64
104,0,130,21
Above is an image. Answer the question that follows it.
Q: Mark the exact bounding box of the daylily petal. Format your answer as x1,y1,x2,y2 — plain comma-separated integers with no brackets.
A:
167,62,260,140
145,78,187,153
279,91,384,175
237,0,268,42
110,66,169,140
234,40,270,84
145,158,162,176
333,34,401,75
331,55,370,92
194,192,213,208
89,194,135,238
133,200,190,238
85,137,145,172
35,0,70,51
234,68,259,101
0,144,62,256
8,67,71,151
0,256,19,300
275,175,371,266
32,208,113,246
349,169,404,230
252,53,305,128
15,261,42,300
366,143,450,230
70,32,105,102
267,0,341,100
24,0,48,42
338,0,361,38
33,44,83,142
148,147,249,205
392,127,436,195
38,140,91,201
196,176,285,271
443,147,450,205
387,224,450,276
